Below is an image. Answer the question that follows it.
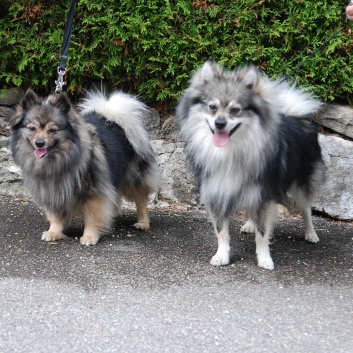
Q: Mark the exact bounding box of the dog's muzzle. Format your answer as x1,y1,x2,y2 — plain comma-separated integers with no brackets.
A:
206,119,242,136
35,139,46,148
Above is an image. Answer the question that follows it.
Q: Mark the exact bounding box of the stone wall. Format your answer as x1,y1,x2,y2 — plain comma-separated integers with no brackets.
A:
1,90,353,220
312,106,353,220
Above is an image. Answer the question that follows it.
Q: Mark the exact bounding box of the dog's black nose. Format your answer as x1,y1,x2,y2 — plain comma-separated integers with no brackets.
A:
35,139,45,148
215,117,227,130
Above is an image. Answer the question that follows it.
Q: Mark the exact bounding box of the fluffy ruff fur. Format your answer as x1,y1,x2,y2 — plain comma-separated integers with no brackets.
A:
176,61,325,270
10,89,160,245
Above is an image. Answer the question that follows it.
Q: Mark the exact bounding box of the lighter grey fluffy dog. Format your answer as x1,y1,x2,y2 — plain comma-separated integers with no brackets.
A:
176,61,325,270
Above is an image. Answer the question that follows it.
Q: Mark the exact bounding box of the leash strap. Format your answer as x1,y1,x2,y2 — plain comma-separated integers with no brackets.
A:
55,0,76,93
279,25,346,84
279,13,350,84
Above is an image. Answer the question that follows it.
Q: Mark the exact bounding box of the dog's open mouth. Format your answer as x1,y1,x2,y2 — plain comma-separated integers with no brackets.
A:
213,131,229,147
33,140,56,158
208,122,242,147
34,148,48,158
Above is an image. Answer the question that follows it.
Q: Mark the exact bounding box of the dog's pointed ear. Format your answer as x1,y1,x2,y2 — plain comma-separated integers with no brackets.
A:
10,89,38,128
55,93,72,114
9,113,24,129
20,89,39,111
192,61,222,86
46,92,72,114
241,65,259,90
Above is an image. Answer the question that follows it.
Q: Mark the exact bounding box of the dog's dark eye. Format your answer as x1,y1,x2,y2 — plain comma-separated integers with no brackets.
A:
48,128,57,134
28,126,37,132
209,104,217,112
230,107,240,115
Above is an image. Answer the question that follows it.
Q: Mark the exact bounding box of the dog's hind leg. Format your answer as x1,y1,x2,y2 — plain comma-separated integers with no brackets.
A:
301,206,319,243
114,196,123,217
80,196,114,246
42,211,67,242
210,215,231,267
131,192,151,231
253,202,277,270
291,187,320,243
240,217,255,233
296,200,319,243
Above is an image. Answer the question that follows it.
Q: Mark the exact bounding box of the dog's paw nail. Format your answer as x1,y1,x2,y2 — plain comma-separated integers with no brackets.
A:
257,257,274,270
133,222,150,231
210,255,229,267
80,235,99,246
305,233,319,243
240,225,254,233
42,231,66,241
240,219,255,233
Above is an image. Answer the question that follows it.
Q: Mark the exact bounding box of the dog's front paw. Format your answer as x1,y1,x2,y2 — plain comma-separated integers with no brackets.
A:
257,255,274,270
80,234,100,246
240,219,255,233
210,253,230,267
133,222,150,231
42,231,67,242
305,231,319,243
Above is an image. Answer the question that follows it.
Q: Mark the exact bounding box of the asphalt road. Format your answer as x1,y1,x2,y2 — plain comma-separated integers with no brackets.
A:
0,195,352,353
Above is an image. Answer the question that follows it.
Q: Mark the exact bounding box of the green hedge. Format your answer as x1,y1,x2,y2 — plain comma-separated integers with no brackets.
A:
1,0,353,108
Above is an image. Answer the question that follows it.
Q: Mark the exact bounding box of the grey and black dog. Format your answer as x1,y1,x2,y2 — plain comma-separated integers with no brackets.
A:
10,90,160,245
176,61,325,270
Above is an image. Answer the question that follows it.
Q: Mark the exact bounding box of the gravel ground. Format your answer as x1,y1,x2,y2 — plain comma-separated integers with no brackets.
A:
0,195,352,352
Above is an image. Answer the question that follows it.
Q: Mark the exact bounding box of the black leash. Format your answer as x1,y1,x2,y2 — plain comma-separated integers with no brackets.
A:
279,15,349,84
55,0,76,94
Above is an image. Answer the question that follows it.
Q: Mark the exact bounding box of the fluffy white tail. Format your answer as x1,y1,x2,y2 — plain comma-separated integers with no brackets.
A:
79,91,153,159
276,81,323,117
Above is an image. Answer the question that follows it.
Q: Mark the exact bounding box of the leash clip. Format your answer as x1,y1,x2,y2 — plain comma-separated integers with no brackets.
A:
55,67,67,94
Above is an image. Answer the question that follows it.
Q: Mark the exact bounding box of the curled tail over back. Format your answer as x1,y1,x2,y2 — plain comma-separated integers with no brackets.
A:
253,71,323,118
79,91,155,161
275,80,323,117
79,90,161,195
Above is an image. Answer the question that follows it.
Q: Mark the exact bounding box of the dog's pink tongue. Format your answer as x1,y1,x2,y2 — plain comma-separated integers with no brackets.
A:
212,131,229,147
34,148,48,158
